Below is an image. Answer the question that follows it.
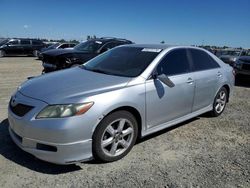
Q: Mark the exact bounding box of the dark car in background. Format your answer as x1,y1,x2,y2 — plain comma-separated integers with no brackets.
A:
0,38,45,57
41,37,133,73
37,42,77,59
233,50,250,76
219,49,245,66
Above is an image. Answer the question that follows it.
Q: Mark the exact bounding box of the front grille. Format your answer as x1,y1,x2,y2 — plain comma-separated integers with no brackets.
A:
242,64,250,71
9,102,34,117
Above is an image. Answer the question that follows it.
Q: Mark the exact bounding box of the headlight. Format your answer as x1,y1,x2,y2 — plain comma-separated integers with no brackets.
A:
231,57,237,62
36,102,94,119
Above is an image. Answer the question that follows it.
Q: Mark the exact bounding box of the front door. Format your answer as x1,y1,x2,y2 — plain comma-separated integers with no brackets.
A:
145,48,195,128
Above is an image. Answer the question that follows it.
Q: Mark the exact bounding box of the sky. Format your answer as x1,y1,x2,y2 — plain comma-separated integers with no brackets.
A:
0,0,250,48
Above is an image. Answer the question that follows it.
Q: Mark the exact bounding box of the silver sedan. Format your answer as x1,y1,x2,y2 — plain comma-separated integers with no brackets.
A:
8,44,234,164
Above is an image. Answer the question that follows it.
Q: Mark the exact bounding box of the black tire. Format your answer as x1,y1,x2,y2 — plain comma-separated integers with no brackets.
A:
0,50,5,57
92,110,138,162
210,87,228,117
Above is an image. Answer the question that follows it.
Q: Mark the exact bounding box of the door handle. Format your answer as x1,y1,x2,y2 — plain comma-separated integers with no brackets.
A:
217,71,222,77
186,78,194,84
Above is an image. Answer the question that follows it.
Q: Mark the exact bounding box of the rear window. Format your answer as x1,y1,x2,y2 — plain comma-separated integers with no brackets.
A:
189,49,220,71
83,47,161,77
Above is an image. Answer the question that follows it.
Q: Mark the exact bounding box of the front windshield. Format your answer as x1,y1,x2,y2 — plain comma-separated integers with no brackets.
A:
47,43,60,49
0,39,8,46
221,50,241,56
74,40,103,53
82,47,161,77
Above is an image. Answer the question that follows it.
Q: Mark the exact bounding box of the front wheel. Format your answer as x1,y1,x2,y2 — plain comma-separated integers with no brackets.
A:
92,111,138,162
210,87,228,117
0,50,5,57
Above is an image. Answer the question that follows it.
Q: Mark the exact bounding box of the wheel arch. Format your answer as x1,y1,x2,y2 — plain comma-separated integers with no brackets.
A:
222,84,230,102
97,106,143,138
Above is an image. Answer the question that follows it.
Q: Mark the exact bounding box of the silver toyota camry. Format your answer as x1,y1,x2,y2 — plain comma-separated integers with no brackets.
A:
8,44,234,164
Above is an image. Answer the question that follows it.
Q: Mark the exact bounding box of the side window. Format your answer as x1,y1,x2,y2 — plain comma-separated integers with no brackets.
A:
8,40,18,45
32,40,42,45
104,42,116,50
100,42,116,53
189,49,220,71
20,40,30,45
157,49,190,76
59,44,67,48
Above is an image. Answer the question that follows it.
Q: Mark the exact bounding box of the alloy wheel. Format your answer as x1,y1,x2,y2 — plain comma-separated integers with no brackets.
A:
101,118,134,157
215,90,226,114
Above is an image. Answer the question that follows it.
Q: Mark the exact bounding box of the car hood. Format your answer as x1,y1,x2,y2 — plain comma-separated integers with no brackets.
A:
42,49,81,56
220,55,236,59
19,67,132,104
239,56,250,63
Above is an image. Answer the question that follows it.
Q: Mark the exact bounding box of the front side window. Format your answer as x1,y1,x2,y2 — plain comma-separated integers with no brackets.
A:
82,47,160,77
59,44,68,48
74,40,103,53
157,49,190,76
8,40,18,45
189,49,220,71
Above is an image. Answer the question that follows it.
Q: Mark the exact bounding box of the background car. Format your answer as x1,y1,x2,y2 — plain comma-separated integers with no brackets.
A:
219,49,245,66
8,45,234,164
41,37,133,73
37,42,77,59
0,38,45,57
233,50,250,76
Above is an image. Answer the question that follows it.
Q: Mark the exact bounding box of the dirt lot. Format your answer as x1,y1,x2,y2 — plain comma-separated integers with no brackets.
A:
0,57,249,188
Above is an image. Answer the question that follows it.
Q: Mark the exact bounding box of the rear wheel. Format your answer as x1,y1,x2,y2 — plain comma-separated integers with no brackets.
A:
33,50,39,57
92,111,138,162
210,87,228,117
0,50,5,57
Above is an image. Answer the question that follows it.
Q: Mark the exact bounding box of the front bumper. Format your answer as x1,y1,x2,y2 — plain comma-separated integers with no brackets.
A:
42,62,57,73
8,92,94,164
9,126,92,164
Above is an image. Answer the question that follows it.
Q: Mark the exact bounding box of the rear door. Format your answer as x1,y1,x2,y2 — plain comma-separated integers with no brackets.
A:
188,49,221,112
146,48,195,128
20,39,32,55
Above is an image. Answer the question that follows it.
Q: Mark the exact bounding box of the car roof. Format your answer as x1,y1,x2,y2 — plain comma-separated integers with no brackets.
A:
91,37,132,43
121,44,207,51
123,44,174,49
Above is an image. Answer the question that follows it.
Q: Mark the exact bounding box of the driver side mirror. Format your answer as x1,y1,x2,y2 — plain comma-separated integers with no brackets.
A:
152,73,175,88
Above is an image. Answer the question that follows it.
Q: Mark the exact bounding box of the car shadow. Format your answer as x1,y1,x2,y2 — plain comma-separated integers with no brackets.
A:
136,117,199,144
0,116,200,170
0,119,81,174
235,75,250,88
85,117,200,165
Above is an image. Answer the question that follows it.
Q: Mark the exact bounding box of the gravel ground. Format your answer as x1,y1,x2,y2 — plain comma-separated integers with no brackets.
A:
0,57,249,188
